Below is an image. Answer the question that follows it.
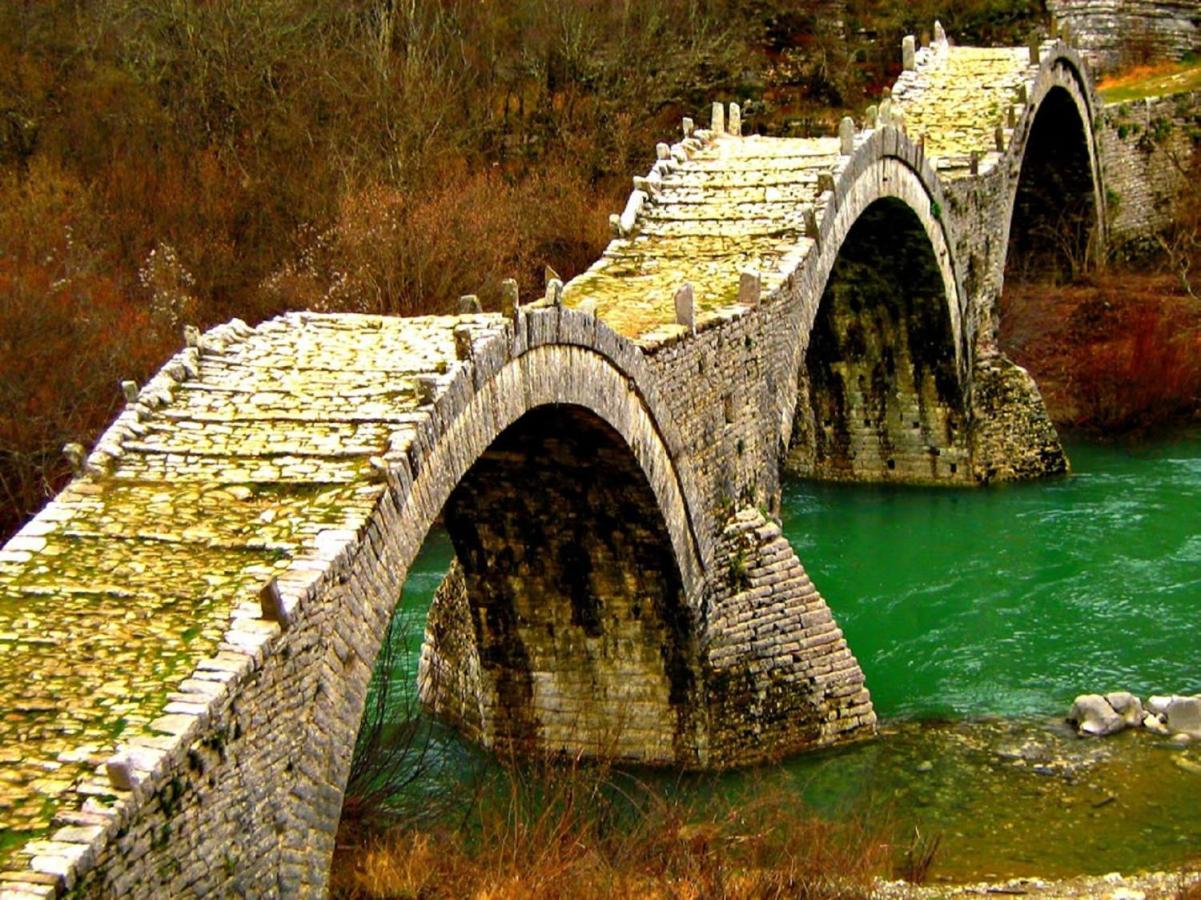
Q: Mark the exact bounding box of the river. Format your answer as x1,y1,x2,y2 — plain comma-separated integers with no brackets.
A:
377,433,1201,881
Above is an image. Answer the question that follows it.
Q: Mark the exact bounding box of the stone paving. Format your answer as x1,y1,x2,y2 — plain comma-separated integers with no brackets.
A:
892,41,1039,176
0,313,505,869
564,130,834,341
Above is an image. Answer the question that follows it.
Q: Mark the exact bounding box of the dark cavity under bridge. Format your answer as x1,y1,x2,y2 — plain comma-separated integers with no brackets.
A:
0,31,1105,898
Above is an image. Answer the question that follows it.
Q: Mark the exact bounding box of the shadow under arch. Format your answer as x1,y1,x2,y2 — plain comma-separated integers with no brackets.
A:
789,197,968,483
1006,82,1101,284
419,402,701,766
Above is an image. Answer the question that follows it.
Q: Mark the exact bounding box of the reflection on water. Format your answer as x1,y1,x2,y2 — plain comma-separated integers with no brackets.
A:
382,434,1201,878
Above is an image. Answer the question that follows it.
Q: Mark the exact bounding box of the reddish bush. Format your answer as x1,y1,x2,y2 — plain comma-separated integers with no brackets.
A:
0,163,171,539
260,162,616,317
1001,272,1201,433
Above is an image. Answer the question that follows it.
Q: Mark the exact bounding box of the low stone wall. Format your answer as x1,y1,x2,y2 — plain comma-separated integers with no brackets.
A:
1100,90,1201,255
1048,0,1201,75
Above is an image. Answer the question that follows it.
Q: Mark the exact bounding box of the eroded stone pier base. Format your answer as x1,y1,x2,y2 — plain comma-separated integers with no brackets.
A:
422,507,874,769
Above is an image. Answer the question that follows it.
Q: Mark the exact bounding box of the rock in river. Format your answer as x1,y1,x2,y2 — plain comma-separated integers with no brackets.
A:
1067,694,1125,736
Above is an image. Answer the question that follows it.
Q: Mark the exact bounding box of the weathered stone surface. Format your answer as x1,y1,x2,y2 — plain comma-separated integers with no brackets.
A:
1048,0,1200,75
1068,694,1125,736
1106,691,1145,726
1101,91,1201,256
1165,696,1201,736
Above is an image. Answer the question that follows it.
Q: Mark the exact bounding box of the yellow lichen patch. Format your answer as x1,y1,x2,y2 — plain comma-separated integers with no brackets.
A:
894,46,1032,169
564,135,837,340
0,312,505,868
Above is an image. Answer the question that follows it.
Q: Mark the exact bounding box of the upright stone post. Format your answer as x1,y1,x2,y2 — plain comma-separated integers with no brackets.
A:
865,104,878,128
500,280,519,318
459,293,483,315
969,150,980,175
545,278,563,307
934,20,946,45
902,35,916,71
121,380,139,403
656,142,671,160
878,97,892,126
674,283,696,332
728,102,741,137
682,117,694,138
995,124,1005,152
711,101,725,135
1028,33,1042,65
839,116,855,155
802,205,819,241
62,443,86,475
738,269,761,307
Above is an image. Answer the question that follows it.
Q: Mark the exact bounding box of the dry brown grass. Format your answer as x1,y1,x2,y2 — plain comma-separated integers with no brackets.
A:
330,758,894,900
1000,271,1201,433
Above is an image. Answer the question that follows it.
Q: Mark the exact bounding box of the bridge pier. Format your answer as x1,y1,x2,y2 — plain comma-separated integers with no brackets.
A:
422,505,872,770
419,406,871,769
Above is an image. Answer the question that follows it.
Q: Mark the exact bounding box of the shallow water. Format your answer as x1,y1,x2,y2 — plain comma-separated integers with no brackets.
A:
381,434,1201,879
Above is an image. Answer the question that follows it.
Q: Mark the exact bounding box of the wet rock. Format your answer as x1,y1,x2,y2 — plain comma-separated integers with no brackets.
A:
1165,696,1201,737
1105,692,1144,726
1143,713,1170,735
1147,695,1173,716
1068,694,1125,736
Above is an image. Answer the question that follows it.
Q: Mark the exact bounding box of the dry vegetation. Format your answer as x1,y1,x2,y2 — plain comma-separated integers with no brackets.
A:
1001,155,1201,435
331,756,895,900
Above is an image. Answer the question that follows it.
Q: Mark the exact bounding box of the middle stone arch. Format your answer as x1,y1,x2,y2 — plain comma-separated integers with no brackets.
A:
787,192,970,483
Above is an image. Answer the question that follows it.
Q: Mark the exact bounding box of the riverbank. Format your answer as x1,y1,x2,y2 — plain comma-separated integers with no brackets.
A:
1000,271,1201,435
879,869,1201,898
334,435,1201,895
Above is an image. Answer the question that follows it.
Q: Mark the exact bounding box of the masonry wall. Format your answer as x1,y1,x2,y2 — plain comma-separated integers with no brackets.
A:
1100,90,1201,255
1048,0,1201,75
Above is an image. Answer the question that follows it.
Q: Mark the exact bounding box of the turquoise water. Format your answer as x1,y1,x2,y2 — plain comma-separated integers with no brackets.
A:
375,435,1201,878
783,437,1201,720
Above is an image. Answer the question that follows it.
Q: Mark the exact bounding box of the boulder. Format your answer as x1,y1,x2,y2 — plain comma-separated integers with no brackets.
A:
1067,694,1125,736
1165,696,1201,737
1147,695,1173,716
1105,692,1144,726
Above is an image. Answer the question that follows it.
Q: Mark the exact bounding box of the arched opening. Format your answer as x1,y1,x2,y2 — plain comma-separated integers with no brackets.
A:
788,197,967,483
347,403,699,784
1006,85,1099,284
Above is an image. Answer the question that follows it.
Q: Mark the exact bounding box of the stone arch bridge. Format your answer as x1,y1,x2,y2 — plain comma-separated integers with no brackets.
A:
0,33,1105,897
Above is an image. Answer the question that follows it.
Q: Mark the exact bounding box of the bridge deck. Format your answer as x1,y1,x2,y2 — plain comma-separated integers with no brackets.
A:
893,45,1036,175
0,313,500,863
564,135,833,342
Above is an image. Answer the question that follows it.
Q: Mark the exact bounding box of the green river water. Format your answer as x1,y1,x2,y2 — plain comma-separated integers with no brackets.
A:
384,435,1201,881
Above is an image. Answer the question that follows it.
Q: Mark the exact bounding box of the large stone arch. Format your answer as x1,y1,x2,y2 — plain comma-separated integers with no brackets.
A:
1002,44,1106,285
778,128,970,483
276,318,713,889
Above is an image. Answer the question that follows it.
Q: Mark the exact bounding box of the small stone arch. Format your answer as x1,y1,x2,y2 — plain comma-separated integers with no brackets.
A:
1002,44,1107,285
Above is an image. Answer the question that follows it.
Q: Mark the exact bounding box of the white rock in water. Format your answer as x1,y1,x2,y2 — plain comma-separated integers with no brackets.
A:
1106,691,1144,726
1147,695,1174,716
1143,712,1171,735
1068,694,1125,736
1166,696,1201,736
